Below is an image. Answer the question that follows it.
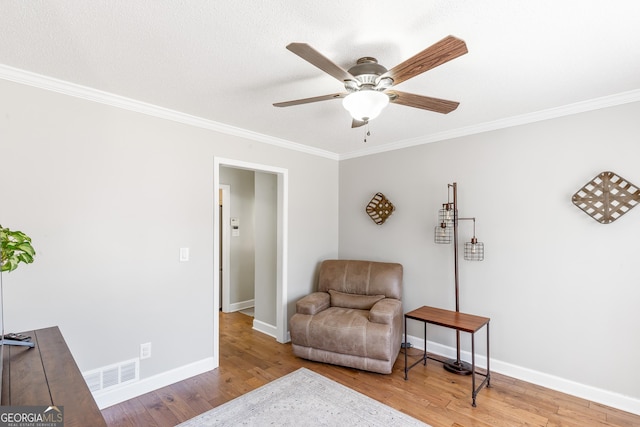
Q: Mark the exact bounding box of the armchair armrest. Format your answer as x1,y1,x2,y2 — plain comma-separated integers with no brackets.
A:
296,292,330,315
368,298,402,325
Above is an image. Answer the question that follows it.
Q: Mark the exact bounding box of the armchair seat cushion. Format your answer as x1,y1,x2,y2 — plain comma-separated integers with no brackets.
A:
290,307,394,361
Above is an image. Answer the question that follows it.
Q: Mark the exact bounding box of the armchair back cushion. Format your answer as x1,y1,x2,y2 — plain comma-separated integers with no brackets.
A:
318,259,402,299
328,290,384,310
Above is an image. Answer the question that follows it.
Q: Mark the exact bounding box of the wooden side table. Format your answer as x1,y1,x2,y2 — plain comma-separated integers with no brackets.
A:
404,305,490,407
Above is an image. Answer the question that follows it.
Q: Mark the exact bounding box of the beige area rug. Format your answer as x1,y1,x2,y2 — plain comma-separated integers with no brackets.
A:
177,367,430,427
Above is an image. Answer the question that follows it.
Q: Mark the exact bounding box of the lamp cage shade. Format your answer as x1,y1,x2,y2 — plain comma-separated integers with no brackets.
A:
464,240,484,261
434,225,451,244
438,205,455,227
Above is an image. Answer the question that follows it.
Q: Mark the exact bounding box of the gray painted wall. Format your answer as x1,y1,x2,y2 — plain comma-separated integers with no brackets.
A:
338,101,640,401
0,78,339,381
254,171,277,326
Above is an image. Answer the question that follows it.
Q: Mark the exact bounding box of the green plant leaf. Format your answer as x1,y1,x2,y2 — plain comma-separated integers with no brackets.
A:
0,224,36,272
17,252,34,264
16,242,35,256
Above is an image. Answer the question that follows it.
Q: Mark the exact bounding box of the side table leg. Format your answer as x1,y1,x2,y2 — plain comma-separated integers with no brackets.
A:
422,321,427,366
472,332,477,407
404,315,408,380
487,321,491,388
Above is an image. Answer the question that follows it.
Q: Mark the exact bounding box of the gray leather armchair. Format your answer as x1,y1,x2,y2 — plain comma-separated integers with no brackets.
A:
289,259,403,374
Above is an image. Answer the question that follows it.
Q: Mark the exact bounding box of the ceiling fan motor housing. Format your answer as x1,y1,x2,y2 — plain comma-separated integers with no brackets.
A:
346,57,393,91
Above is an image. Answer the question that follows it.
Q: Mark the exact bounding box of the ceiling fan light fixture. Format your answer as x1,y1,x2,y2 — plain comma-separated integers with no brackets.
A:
342,89,389,122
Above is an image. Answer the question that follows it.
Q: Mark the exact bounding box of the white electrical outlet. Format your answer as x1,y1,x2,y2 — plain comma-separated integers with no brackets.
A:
140,342,152,359
180,247,189,262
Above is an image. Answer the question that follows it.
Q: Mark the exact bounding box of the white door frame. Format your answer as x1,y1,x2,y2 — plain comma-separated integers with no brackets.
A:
213,157,288,369
219,184,231,313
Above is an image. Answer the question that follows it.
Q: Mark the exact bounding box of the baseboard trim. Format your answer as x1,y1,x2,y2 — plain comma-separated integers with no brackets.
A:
404,334,640,416
228,299,254,313
93,357,215,409
252,319,277,338
94,335,640,415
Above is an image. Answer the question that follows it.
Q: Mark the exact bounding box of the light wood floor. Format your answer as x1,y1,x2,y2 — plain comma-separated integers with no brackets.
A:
102,312,639,426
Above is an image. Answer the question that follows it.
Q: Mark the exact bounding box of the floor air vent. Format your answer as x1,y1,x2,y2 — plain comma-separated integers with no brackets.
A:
83,358,139,393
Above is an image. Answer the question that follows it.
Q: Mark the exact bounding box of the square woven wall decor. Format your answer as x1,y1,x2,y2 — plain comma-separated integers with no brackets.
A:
366,192,395,225
572,171,640,224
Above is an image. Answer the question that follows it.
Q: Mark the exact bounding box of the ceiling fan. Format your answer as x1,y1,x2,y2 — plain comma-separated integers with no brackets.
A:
273,35,468,127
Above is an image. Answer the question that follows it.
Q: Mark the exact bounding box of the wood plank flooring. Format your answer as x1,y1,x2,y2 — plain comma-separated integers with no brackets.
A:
102,312,640,426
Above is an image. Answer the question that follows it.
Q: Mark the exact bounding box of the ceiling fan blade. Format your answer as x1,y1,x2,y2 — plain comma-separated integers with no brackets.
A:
286,43,355,82
273,92,347,108
383,35,468,86
387,90,460,114
351,119,366,128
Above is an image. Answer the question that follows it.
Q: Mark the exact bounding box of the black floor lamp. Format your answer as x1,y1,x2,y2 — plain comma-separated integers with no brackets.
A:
434,182,484,375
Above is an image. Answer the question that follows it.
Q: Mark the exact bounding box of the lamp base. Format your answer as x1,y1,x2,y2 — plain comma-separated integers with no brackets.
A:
443,359,472,375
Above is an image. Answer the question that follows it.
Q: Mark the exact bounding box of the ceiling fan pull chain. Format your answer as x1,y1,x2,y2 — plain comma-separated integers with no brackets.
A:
364,121,371,143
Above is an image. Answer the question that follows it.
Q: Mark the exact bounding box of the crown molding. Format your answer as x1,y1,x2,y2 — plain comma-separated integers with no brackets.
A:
0,64,339,161
3,64,638,162
339,89,640,160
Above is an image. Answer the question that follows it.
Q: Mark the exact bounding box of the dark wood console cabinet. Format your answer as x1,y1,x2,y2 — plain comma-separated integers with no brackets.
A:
1,326,106,427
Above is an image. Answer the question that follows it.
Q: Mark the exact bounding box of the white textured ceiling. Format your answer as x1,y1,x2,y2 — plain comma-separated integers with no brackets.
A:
2,1,640,158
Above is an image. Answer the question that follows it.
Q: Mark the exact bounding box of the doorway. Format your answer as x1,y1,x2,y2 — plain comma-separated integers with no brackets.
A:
218,170,257,314
213,157,288,369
